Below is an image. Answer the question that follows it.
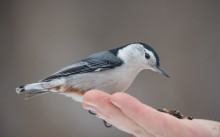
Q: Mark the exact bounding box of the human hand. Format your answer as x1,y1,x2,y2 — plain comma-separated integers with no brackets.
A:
82,90,220,137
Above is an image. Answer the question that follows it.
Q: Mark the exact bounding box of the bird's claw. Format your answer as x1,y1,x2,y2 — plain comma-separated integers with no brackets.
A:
103,120,112,128
88,110,97,115
88,110,112,128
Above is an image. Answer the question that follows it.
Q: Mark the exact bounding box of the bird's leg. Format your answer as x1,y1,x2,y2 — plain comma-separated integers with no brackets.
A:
157,108,193,120
88,110,112,128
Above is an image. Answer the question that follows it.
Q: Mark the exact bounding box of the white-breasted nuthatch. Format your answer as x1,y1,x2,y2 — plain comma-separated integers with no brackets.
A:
16,42,169,102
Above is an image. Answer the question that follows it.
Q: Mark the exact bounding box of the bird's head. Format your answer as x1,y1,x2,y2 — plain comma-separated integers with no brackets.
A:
115,42,169,77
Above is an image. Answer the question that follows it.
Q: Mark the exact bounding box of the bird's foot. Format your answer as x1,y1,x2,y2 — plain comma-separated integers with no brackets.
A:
157,108,193,120
88,110,112,128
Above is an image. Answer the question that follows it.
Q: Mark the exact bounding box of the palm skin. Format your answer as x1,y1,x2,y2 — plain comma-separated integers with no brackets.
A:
82,90,220,137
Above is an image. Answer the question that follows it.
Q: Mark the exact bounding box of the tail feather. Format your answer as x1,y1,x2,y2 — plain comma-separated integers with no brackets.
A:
16,83,49,99
16,85,25,94
25,90,49,100
16,79,65,99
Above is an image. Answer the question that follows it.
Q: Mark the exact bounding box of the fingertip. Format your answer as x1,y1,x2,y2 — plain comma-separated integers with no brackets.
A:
111,92,141,109
82,90,98,108
112,92,140,101
111,92,130,102
111,92,125,101
83,89,101,99
83,89,111,106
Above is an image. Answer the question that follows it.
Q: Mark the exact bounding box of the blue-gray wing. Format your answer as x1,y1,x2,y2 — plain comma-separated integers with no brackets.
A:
41,51,123,82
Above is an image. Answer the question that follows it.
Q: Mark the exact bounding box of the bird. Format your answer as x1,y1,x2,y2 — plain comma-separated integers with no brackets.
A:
16,42,169,102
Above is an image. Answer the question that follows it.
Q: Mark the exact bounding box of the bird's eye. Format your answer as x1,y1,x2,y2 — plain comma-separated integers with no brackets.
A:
145,53,150,59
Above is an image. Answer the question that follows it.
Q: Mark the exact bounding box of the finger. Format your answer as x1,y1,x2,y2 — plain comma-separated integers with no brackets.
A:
182,119,220,137
192,119,220,130
111,92,192,137
83,90,155,137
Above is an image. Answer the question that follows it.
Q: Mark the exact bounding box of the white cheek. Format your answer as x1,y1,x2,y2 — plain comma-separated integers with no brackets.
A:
140,57,148,67
143,59,155,69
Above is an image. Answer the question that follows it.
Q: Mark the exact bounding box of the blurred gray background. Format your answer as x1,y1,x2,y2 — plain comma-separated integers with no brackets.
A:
0,0,220,137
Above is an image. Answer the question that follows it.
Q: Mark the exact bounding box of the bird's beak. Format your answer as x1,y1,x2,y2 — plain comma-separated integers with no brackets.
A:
155,66,170,78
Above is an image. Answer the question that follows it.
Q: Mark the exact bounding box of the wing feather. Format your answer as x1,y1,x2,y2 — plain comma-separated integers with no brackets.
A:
40,51,123,82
